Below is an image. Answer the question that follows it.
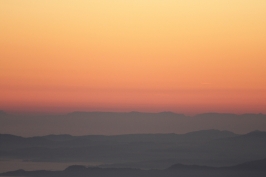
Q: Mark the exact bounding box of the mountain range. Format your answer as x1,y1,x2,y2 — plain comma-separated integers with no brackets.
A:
1,111,266,136
1,129,266,169
1,111,266,173
1,158,266,177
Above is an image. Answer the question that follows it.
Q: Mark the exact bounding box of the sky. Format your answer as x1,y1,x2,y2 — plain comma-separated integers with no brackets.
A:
0,0,266,115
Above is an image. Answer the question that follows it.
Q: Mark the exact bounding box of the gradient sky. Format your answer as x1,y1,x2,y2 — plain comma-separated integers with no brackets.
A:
1,0,266,115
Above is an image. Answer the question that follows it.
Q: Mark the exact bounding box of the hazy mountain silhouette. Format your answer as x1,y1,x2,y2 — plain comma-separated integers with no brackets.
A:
1,158,266,177
169,158,266,171
1,111,266,172
1,130,266,169
1,111,266,136
200,130,266,162
64,165,89,172
0,129,237,150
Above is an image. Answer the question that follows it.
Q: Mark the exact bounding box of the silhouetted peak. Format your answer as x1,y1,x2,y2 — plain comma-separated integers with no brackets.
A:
129,111,141,114
0,169,26,176
0,134,24,140
64,165,87,171
13,169,26,173
44,134,74,141
158,111,185,116
67,111,122,117
244,130,266,137
196,113,236,117
184,129,236,137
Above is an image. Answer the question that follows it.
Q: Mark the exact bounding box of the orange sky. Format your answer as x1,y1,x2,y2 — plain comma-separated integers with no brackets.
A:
0,0,266,115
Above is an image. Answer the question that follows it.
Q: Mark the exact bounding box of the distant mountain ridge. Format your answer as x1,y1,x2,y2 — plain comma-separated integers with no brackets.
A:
168,158,266,171
1,111,266,171
1,110,265,117
1,158,266,177
1,130,266,169
1,111,266,136
0,129,238,150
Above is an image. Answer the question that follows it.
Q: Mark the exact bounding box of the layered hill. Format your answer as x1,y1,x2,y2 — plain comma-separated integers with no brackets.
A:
1,158,266,177
1,130,266,169
1,112,266,136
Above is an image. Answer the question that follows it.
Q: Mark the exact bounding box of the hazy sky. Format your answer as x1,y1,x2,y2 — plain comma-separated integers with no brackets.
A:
0,0,266,115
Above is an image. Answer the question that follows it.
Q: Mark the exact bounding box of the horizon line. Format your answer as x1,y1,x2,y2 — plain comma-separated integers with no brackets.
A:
1,110,265,117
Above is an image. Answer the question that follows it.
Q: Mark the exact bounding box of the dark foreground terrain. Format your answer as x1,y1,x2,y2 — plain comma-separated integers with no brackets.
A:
1,158,266,177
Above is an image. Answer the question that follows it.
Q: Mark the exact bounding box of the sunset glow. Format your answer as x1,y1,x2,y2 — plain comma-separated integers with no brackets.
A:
1,0,266,115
